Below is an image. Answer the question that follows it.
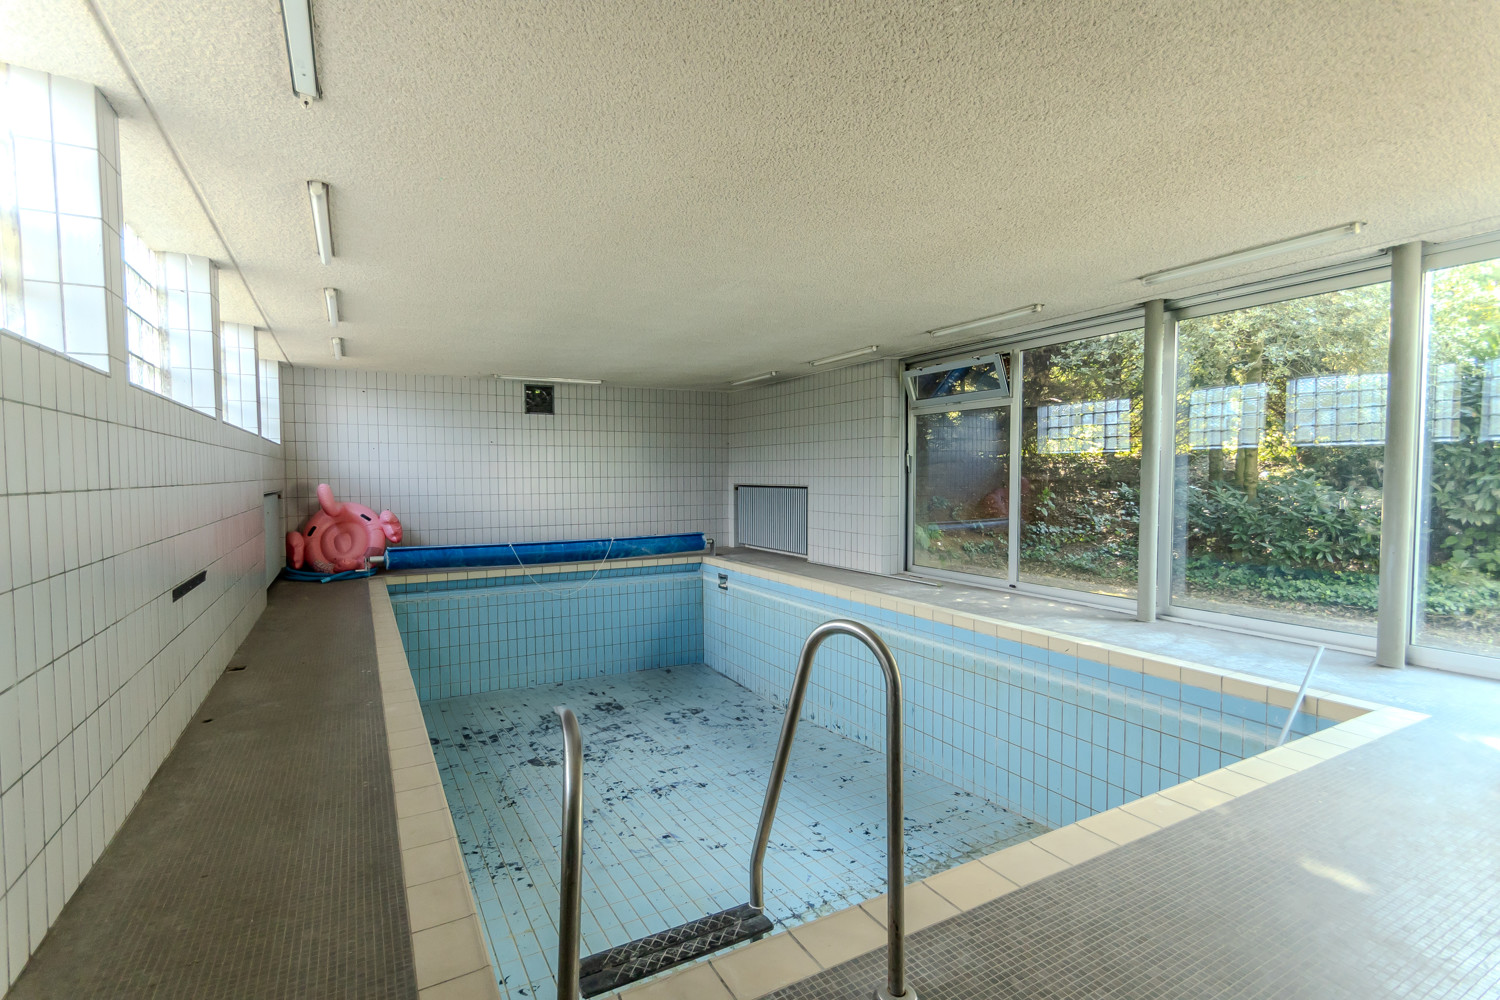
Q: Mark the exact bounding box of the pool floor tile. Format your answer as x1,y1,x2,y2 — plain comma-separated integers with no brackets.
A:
422,664,1044,999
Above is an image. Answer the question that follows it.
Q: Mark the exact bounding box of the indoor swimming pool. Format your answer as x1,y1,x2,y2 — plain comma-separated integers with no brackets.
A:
388,556,1344,998
422,664,1040,998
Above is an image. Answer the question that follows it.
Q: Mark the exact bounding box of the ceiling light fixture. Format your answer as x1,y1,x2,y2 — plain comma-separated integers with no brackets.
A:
809,345,879,366
1140,222,1366,287
324,287,339,325
729,371,779,386
494,375,604,385
280,0,321,100
307,180,332,264
330,336,344,360
929,303,1044,339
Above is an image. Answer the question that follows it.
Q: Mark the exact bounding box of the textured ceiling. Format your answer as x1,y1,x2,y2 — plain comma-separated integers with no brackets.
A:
4,1,1499,386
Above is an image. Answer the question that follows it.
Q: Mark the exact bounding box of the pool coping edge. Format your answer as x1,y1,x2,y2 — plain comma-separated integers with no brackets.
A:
369,577,504,1000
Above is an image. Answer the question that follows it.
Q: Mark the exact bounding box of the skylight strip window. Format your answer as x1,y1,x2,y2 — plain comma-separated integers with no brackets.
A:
123,225,171,394
160,251,218,415
258,357,281,443
221,321,258,432
0,63,115,371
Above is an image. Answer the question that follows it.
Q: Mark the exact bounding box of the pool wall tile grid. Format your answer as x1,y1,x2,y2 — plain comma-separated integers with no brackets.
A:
423,666,1042,1000
391,564,703,701
703,567,1335,830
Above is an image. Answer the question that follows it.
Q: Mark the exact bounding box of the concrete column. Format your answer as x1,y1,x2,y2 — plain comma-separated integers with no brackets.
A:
1376,242,1425,667
1137,300,1166,621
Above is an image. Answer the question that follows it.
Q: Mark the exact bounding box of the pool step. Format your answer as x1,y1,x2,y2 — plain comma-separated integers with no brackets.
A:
577,902,774,997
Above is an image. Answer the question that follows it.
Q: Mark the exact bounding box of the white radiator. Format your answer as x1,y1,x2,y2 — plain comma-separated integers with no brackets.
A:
735,485,809,555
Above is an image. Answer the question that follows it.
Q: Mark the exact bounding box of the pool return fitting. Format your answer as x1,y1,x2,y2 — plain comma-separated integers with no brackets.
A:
551,619,917,1000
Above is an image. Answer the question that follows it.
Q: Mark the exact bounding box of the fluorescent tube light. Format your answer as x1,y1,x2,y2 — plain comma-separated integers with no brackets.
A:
1140,222,1366,287
307,181,332,264
729,371,779,386
809,345,879,366
929,303,1044,339
494,375,603,385
280,0,321,99
330,336,344,360
324,287,340,325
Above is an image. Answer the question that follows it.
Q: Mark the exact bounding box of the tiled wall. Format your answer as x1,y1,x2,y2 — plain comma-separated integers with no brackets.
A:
390,564,703,701
279,360,907,578
0,334,282,990
702,567,1328,830
280,369,725,547
721,361,904,575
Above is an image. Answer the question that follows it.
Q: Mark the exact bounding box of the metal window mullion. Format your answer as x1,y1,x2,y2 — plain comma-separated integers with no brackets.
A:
1375,242,1426,668
1137,300,1165,621
1007,350,1022,586
1156,311,1179,617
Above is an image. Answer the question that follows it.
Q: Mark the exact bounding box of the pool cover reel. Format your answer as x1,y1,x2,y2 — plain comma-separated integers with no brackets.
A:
378,532,706,571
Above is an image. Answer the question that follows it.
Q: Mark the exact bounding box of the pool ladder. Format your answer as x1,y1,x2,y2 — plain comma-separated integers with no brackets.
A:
551,619,916,1000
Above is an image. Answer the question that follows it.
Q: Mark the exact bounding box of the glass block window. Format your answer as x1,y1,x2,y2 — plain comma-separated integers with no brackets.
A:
123,225,170,394
160,251,218,415
258,356,281,443
1483,357,1500,443
1428,363,1462,444
1187,383,1267,450
1036,398,1131,454
0,64,114,371
221,321,258,432
1285,372,1388,447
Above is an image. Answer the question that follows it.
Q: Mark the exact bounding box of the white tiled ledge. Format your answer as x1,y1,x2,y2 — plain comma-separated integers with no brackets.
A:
703,556,1380,726
369,579,503,1000
607,703,1427,1000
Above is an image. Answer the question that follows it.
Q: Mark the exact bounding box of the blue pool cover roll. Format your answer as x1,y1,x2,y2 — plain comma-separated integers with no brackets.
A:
381,532,706,571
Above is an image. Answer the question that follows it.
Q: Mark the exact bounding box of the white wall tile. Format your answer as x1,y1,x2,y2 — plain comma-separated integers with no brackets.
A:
0,330,281,990
279,370,727,546
721,360,904,575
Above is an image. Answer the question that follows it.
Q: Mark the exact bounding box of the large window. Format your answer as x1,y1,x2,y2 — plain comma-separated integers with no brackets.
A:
0,64,112,371
1172,282,1392,634
1415,257,1500,654
1020,330,1143,597
221,321,258,432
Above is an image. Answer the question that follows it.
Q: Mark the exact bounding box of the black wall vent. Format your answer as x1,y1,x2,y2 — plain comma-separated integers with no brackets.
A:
173,570,207,602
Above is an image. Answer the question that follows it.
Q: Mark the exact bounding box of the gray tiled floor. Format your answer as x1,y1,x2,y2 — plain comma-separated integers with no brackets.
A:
764,704,1500,999
5,581,416,1000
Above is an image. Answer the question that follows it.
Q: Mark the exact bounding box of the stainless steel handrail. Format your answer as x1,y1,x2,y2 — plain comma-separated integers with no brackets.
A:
1275,645,1325,747
748,619,915,1000
554,706,584,1000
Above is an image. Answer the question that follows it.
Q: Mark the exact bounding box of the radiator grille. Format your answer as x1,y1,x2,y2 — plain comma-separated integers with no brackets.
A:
734,485,808,555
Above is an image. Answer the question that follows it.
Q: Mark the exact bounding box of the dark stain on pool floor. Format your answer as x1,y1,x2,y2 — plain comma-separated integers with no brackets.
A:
421,663,1044,1000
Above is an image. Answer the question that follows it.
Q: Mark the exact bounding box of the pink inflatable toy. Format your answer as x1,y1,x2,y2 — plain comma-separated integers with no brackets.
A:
287,484,402,574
